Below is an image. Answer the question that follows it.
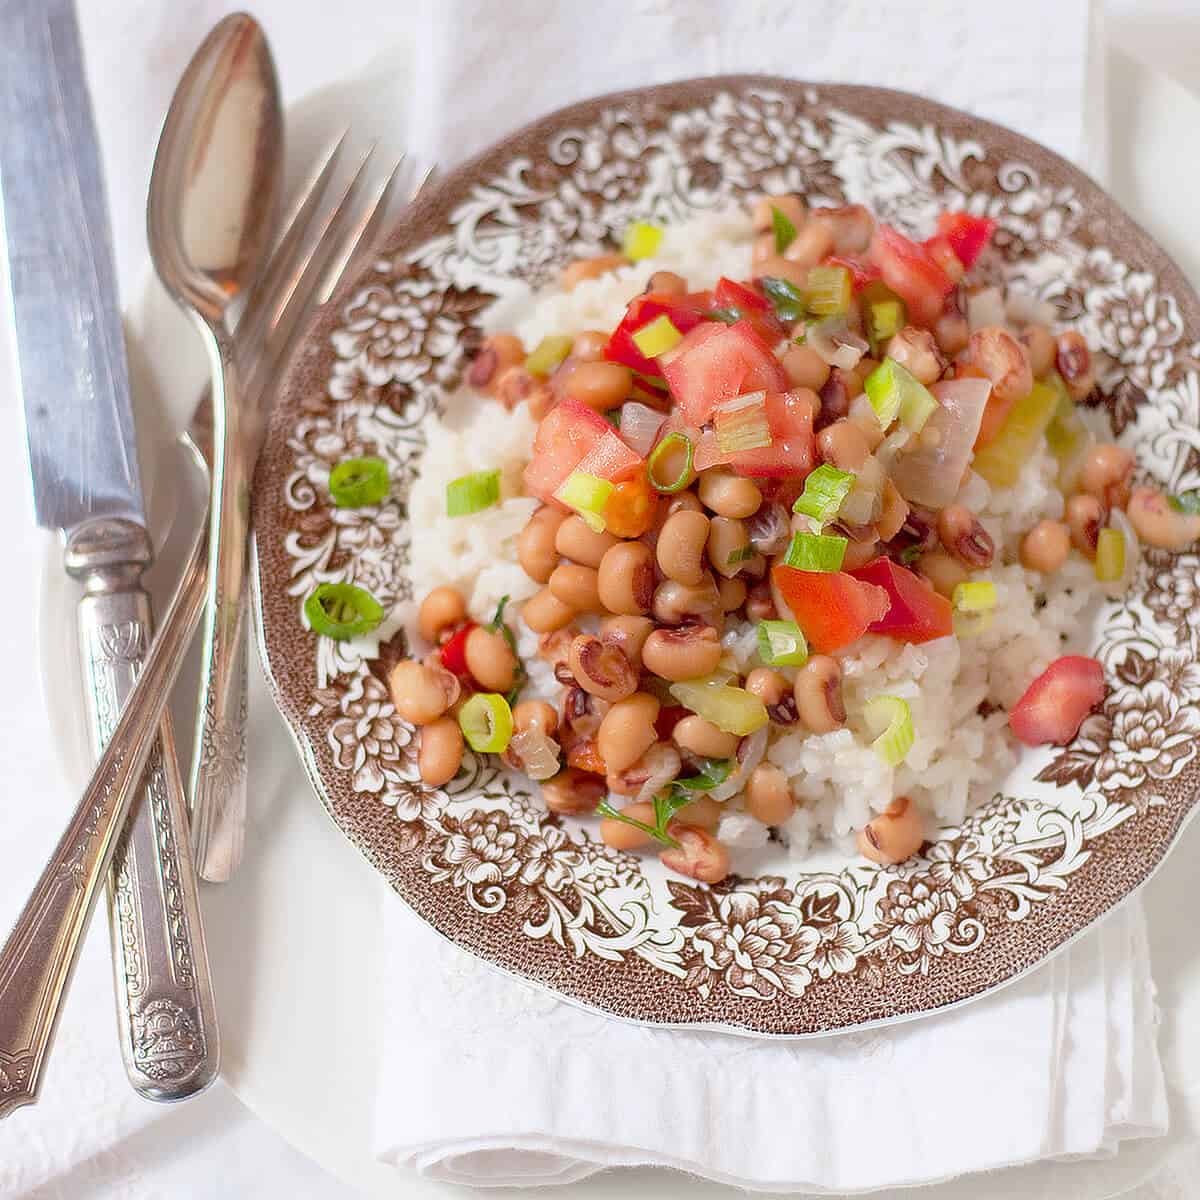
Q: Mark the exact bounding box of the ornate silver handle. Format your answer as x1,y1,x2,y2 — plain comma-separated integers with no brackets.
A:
190,329,249,882
66,516,219,1100
0,524,208,1118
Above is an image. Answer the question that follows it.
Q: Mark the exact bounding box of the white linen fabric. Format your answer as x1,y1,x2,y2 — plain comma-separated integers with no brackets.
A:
371,0,1167,1190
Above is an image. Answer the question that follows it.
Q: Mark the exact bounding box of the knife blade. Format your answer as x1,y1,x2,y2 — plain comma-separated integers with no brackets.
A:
0,0,217,1100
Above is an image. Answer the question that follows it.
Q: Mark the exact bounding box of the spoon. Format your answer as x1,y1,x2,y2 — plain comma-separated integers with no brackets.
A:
147,12,282,879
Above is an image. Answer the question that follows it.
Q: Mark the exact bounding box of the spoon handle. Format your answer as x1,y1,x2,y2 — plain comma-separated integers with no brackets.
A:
0,528,208,1118
190,327,249,882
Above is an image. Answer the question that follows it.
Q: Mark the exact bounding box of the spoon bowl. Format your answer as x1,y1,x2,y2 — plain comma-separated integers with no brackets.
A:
147,11,282,877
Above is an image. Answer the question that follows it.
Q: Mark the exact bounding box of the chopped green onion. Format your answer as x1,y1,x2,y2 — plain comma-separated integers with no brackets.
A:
525,334,573,377
554,470,614,533
804,265,852,317
446,468,501,517
899,545,923,565
1168,490,1200,515
757,620,809,667
863,695,914,766
726,544,758,566
867,300,904,354
783,530,847,572
622,221,663,261
793,464,855,525
864,358,937,433
705,306,742,325
329,456,390,508
632,314,683,358
972,378,1061,487
714,391,772,454
760,276,806,322
457,693,514,753
952,580,997,613
646,432,694,493
771,205,797,254
304,582,384,640
1095,527,1126,582
670,677,769,736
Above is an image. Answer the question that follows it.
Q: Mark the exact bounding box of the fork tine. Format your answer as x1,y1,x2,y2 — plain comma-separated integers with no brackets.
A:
243,143,381,408
235,130,347,368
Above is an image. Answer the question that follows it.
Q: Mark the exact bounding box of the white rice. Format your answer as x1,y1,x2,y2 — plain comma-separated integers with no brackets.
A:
404,206,1106,865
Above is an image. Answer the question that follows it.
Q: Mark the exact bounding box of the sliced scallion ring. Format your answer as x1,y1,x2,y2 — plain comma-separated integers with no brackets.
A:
304,582,385,640
793,464,855,525
646,432,694,493
756,620,809,667
446,468,501,517
782,530,847,572
457,692,514,753
329,456,389,508
554,470,614,532
863,695,914,766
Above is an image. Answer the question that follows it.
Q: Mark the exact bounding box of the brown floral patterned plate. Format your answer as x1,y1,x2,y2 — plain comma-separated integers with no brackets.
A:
251,78,1200,1036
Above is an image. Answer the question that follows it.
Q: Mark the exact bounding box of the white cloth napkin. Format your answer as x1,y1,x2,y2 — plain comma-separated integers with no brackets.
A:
372,0,1167,1190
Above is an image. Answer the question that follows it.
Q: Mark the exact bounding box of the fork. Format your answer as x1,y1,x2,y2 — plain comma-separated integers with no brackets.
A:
0,141,419,1118
185,140,428,881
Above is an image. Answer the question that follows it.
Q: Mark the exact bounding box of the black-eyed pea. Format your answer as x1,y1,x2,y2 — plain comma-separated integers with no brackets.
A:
672,715,740,759
555,514,618,568
783,220,835,268
518,507,566,583
418,718,464,787
1056,331,1096,400
877,480,910,543
466,333,525,392
598,614,654,668
513,699,558,738
565,361,633,412
542,768,606,815
707,516,750,579
744,764,795,826
597,692,660,773
885,326,945,386
856,797,925,865
656,508,711,586
674,795,722,832
1020,520,1071,574
1019,324,1057,378
641,624,723,681
659,824,730,884
417,586,467,644
745,581,777,621
1066,493,1104,558
793,656,846,733
522,588,577,633
780,344,832,392
388,660,457,726
817,419,870,471
597,541,655,615
1128,486,1200,551
717,576,747,612
744,667,787,707
549,562,602,611
652,576,721,625
600,801,657,850
646,270,687,296
1079,443,1135,510
568,634,639,702
463,625,517,692
917,549,968,598
966,327,1033,404
937,504,995,568
560,254,628,290
697,469,762,519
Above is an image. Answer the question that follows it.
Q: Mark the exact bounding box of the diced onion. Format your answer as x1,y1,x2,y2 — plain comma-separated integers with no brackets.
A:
1005,290,1058,327
632,314,683,358
554,470,614,532
446,468,501,517
670,676,769,736
634,744,683,805
757,620,809,667
714,391,772,454
967,286,1006,332
808,315,868,369
525,335,573,377
783,531,847,572
747,502,792,556
619,402,666,457
508,728,562,781
458,693,514,753
793,464,855,525
709,727,768,802
622,221,663,261
864,695,914,766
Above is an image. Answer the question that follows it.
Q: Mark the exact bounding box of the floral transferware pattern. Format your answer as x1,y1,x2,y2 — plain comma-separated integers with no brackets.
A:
253,79,1200,1035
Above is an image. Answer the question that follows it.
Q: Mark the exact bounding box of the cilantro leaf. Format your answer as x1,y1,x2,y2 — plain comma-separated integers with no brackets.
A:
771,205,798,254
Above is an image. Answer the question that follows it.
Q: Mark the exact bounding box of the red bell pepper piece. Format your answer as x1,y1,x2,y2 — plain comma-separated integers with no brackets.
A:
850,557,953,644
772,566,890,654
1009,656,1105,747
935,211,997,270
603,290,713,377
439,622,476,675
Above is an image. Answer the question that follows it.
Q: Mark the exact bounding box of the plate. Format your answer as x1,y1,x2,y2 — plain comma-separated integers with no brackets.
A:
251,76,1200,1037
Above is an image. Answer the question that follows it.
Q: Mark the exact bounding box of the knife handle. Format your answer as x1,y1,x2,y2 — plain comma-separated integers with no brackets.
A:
0,522,208,1118
67,515,219,1100
190,331,249,883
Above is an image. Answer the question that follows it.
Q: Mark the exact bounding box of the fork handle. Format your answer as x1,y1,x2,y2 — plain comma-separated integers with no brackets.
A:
71,518,219,1099
190,325,249,882
0,525,208,1118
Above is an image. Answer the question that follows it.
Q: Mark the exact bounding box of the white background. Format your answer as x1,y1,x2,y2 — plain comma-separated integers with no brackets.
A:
1,2,1198,1197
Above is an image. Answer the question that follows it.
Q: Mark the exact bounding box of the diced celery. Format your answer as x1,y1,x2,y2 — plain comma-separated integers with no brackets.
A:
525,335,573,377
622,221,664,261
783,531,847,572
972,379,1061,487
1043,371,1093,492
804,266,852,316
714,391,771,453
670,677,769,736
632,314,683,358
756,620,809,667
1095,527,1125,582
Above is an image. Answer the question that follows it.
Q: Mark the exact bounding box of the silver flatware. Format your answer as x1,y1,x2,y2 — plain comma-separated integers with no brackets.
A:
0,0,217,1101
0,126,415,1119
147,13,282,882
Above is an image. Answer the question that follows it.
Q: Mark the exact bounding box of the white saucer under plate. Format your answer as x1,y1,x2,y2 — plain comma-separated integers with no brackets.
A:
38,44,1200,1200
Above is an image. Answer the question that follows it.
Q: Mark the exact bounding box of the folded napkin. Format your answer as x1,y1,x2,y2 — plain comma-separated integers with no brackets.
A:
372,0,1166,1190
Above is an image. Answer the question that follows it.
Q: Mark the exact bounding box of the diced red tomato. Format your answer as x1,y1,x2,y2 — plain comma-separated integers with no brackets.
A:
772,566,890,654
604,290,713,377
935,212,997,270
1009,656,1105,747
661,319,789,426
850,557,953,644
869,224,956,326
823,254,881,291
923,234,965,283
523,399,643,504
695,389,815,478
712,277,785,343
439,622,476,674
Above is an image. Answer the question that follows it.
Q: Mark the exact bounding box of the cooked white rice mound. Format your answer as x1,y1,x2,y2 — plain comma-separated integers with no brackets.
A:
405,207,1105,865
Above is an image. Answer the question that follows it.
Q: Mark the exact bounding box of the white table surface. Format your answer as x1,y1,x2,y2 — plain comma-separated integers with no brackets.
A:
3,3,1199,1197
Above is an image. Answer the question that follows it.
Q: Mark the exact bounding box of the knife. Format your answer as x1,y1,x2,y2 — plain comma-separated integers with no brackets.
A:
0,0,217,1099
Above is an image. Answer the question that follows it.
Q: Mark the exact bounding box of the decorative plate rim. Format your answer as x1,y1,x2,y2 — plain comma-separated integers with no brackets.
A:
251,76,1200,1037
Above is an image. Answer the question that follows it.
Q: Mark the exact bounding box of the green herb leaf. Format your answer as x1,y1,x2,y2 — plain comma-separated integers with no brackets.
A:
595,799,679,848
673,758,733,793
705,306,743,325
595,758,733,847
1169,489,1200,515
603,409,621,428
760,276,806,322
899,545,923,565
771,205,797,254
